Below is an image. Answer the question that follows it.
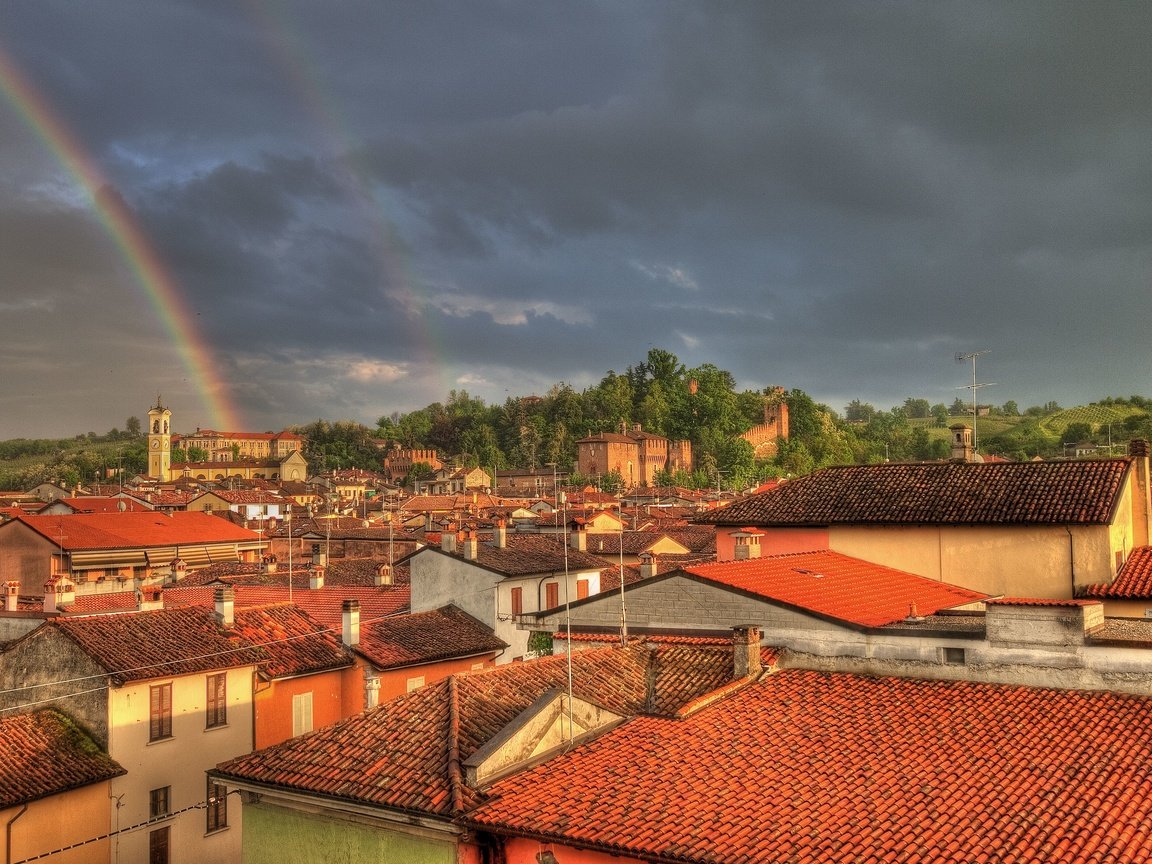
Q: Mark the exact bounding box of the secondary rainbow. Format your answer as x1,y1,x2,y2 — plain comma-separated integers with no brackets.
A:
0,47,241,431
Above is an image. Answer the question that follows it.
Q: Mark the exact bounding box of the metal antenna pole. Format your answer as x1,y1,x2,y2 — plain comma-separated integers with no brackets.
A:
955,350,996,454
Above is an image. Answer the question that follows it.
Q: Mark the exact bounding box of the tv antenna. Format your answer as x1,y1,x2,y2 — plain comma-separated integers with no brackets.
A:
955,350,996,454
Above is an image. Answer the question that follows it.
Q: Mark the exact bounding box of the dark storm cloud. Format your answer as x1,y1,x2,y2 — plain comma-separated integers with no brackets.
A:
0,1,1149,437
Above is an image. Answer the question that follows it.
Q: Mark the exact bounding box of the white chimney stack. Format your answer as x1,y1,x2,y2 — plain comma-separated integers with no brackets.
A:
214,586,235,627
309,565,325,590
4,581,18,613
342,599,360,647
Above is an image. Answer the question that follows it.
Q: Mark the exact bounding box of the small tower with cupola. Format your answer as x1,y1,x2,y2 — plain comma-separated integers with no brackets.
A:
147,396,172,480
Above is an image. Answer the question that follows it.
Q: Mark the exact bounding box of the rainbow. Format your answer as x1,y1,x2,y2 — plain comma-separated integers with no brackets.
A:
0,47,242,431
244,2,452,398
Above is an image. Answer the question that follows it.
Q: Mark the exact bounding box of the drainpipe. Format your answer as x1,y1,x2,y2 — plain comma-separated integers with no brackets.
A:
6,803,27,864
1065,527,1076,597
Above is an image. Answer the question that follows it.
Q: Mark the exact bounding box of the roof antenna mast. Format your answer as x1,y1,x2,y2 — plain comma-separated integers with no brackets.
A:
955,350,995,455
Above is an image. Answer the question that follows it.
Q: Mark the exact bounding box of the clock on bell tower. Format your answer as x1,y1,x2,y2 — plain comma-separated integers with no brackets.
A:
147,396,173,480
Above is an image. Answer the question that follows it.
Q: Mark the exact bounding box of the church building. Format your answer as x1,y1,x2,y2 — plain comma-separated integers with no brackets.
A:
146,399,308,482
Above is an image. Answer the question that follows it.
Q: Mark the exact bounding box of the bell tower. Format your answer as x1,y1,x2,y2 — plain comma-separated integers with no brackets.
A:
147,396,172,480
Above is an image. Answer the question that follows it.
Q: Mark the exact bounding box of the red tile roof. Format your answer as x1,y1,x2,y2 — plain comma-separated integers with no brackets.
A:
0,709,124,807
51,607,267,683
58,497,152,513
229,604,353,679
467,669,1152,864
8,511,260,549
681,550,987,627
355,605,506,670
215,643,749,818
429,535,610,577
696,458,1134,526
1082,546,1152,599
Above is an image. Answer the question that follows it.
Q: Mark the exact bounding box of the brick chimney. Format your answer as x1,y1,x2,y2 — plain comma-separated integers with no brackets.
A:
639,552,658,580
261,554,278,574
214,585,235,627
730,529,763,561
342,599,360,646
309,565,325,590
494,518,507,549
463,529,479,561
732,625,762,679
569,520,587,552
375,563,393,586
4,581,18,612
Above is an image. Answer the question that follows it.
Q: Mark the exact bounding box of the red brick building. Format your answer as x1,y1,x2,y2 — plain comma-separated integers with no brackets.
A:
577,423,691,488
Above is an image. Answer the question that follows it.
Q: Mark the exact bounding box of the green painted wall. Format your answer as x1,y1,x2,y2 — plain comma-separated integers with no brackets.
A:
242,801,455,864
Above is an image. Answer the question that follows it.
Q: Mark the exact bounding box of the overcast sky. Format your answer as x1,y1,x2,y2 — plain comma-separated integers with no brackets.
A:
1,2,1149,439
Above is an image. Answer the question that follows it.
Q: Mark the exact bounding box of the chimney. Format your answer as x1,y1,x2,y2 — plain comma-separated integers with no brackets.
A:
1129,439,1151,548
375,563,393,586
732,625,762,679
309,565,325,590
4,581,19,613
342,599,360,646
214,585,235,627
950,423,975,463
169,557,187,583
731,529,763,561
639,552,658,580
494,518,507,549
441,523,457,553
261,554,278,574
463,530,479,561
569,520,587,552
136,587,164,612
311,543,327,567
364,670,380,709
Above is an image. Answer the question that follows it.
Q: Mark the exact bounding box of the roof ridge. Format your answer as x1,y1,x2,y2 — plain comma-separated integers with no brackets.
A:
447,673,465,815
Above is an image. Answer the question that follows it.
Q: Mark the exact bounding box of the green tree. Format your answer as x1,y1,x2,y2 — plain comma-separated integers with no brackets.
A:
844,400,876,423
903,398,931,419
125,416,142,437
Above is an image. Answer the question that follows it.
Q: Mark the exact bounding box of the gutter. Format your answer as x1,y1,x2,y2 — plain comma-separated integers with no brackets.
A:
5,803,27,864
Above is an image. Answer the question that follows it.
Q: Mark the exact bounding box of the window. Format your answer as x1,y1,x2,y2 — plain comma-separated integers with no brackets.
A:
206,779,228,833
149,786,170,819
149,826,169,864
292,692,313,737
510,586,523,616
942,647,966,665
206,673,227,728
149,683,172,741
406,675,426,692
576,579,590,600
545,581,559,609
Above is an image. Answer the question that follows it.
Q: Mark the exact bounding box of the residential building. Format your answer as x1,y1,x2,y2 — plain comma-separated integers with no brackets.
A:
212,641,748,864
0,511,264,597
413,466,492,496
0,606,265,864
408,527,609,661
697,442,1152,598
0,709,125,864
187,490,288,522
463,653,1152,864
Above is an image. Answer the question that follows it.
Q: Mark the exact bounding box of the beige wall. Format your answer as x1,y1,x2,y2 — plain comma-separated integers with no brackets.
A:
106,667,253,864
2,781,116,864
828,524,1115,598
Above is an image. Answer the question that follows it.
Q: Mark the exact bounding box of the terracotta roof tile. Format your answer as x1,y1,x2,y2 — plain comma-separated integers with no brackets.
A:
681,550,987,627
51,607,267,683
1082,546,1152,599
467,670,1152,864
356,605,506,670
0,709,124,807
8,511,260,549
434,535,609,576
215,643,745,818
230,605,353,679
696,459,1133,526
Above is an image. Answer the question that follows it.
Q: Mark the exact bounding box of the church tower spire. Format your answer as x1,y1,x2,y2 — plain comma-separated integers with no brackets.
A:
147,399,173,480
